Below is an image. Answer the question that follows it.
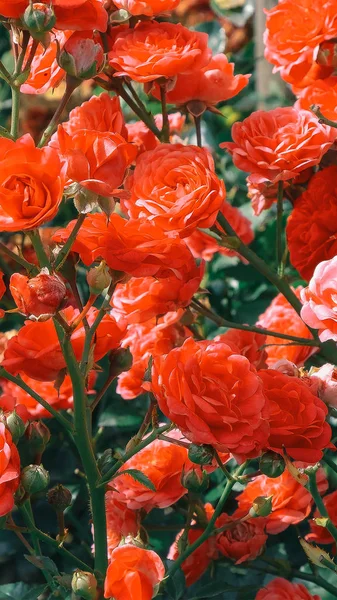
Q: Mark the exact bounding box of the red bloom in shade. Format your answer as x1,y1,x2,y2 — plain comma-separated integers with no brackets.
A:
185,201,254,262
117,312,188,400
306,490,337,545
111,263,203,324
296,77,337,121
286,167,337,281
123,144,225,238
10,271,67,320
53,127,137,198
104,545,165,600
151,337,269,461
0,135,65,231
152,54,249,109
105,493,140,555
215,512,267,564
52,0,107,32
301,256,337,343
109,21,211,83
255,578,321,600
0,0,27,18
214,330,267,370
237,464,328,535
221,108,336,184
111,435,190,511
257,289,316,367
168,503,218,586
56,93,127,139
112,0,179,16
259,369,333,462
21,31,71,95
0,422,20,517
2,307,126,381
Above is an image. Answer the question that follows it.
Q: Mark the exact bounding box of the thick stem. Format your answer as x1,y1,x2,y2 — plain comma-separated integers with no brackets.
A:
29,229,51,269
194,115,202,147
276,181,284,277
10,85,20,139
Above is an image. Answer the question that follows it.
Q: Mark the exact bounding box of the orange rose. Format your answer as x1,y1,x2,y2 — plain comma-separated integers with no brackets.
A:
259,369,332,463
0,422,20,517
109,21,211,83
214,330,267,370
287,167,337,281
21,31,71,95
56,93,127,139
111,435,190,511
0,0,27,17
0,135,65,231
105,493,140,554
123,144,225,237
111,263,203,324
237,465,328,534
215,512,267,564
152,54,249,109
247,178,278,216
2,306,126,381
104,545,165,600
151,337,269,460
52,213,107,267
113,0,179,16
10,271,67,319
51,0,107,32
307,490,337,545
221,108,336,184
126,121,158,155
255,578,321,600
257,289,316,367
296,77,337,121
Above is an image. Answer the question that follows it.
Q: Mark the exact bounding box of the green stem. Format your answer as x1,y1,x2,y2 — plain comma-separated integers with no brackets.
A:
307,470,337,546
0,367,73,431
29,229,51,269
0,242,38,275
10,85,20,139
194,115,202,147
323,455,337,476
38,78,78,148
159,83,170,143
311,105,337,129
165,462,247,582
276,181,284,277
116,84,162,141
55,213,86,270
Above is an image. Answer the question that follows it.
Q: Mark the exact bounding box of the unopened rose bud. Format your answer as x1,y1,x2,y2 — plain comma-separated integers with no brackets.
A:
58,32,104,80
25,421,51,456
188,444,214,466
47,484,72,512
259,451,285,478
249,496,273,518
73,188,99,214
72,570,97,600
108,347,133,378
21,464,50,495
6,410,26,444
182,469,209,494
87,262,111,295
23,3,56,34
10,269,67,320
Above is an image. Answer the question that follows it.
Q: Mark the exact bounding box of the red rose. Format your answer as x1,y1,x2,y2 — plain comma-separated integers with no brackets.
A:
0,422,20,517
10,271,67,319
215,512,267,564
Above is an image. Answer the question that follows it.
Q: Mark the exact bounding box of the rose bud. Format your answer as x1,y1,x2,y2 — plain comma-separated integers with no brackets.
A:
25,421,51,457
259,451,285,478
21,464,50,495
10,269,67,320
87,261,111,295
23,3,56,34
58,32,104,80
72,570,97,600
249,496,273,518
188,444,214,466
6,411,26,444
108,347,133,378
182,468,209,494
47,484,72,512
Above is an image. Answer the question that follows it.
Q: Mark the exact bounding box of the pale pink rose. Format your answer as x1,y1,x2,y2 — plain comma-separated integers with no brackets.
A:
308,364,337,408
301,256,337,342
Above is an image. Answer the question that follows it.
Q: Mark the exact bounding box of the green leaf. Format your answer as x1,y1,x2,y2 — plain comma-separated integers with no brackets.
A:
24,555,59,576
165,565,186,600
187,581,236,599
0,583,46,600
121,468,156,491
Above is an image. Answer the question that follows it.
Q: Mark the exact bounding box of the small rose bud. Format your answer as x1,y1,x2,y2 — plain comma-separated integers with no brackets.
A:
97,449,118,477
71,570,97,600
259,451,285,478
188,444,214,466
87,262,111,295
10,269,67,320
108,347,133,378
182,469,209,494
25,421,51,455
21,464,50,495
23,3,56,34
6,410,26,444
58,32,104,80
47,484,72,512
73,188,99,214
249,496,273,518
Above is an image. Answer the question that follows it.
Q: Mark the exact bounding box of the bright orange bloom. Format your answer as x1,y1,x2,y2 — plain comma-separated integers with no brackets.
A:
104,545,165,600
51,0,107,32
123,144,225,237
0,0,27,18
151,337,269,460
237,465,328,534
111,435,190,511
105,493,140,554
21,31,71,95
153,54,249,109
255,578,321,600
259,369,332,463
221,108,336,184
307,490,337,545
57,93,127,139
301,256,337,343
113,0,179,16
216,512,267,564
2,306,126,381
257,289,316,367
287,167,337,281
109,21,211,83
214,330,267,370
10,271,67,319
126,121,158,155
296,77,337,121
0,422,20,517
0,135,65,231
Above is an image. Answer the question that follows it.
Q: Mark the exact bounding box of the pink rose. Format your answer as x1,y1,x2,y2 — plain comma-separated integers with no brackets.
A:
301,256,337,342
